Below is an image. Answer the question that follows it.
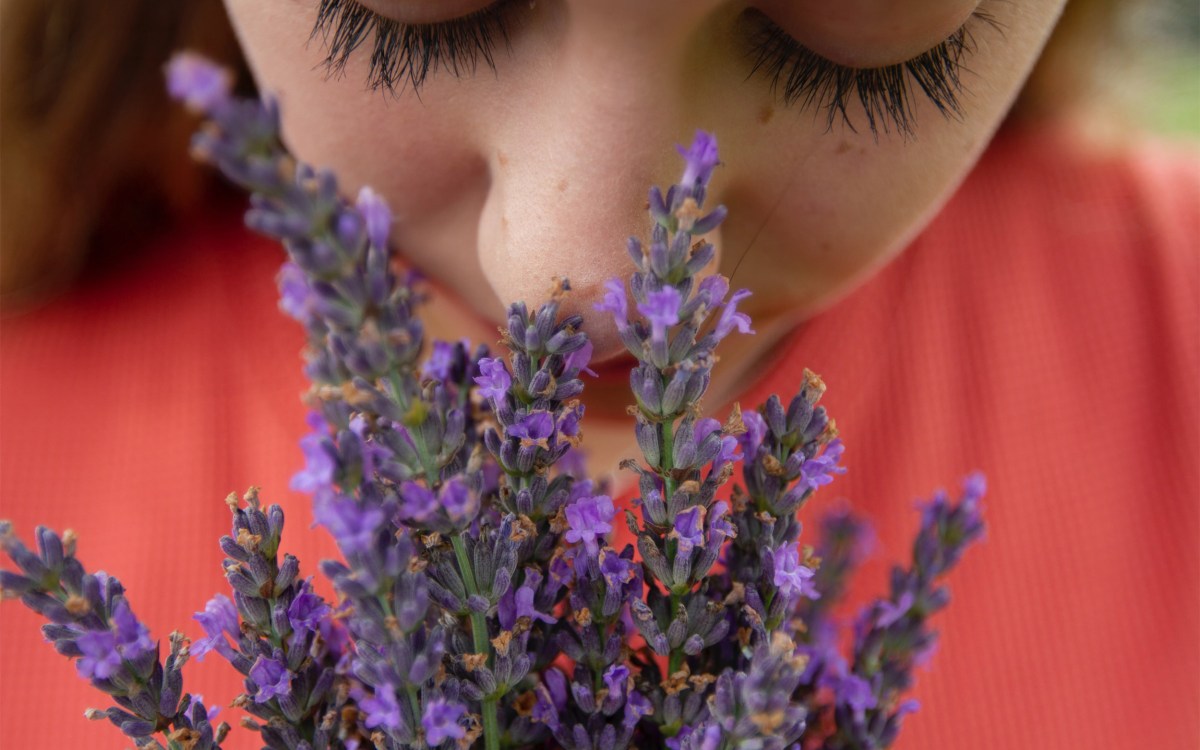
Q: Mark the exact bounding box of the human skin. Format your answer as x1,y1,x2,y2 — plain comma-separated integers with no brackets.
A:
223,0,1064,472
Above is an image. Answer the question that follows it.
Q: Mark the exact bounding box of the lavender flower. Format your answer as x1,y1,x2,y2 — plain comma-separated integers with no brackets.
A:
800,438,846,491
769,542,819,603
277,262,316,325
423,698,467,745
595,279,629,330
291,414,336,493
1,523,228,747
422,340,458,381
286,579,331,636
75,630,121,679
638,287,682,346
508,411,556,448
356,186,393,250
564,494,615,553
671,506,706,556
440,477,476,522
714,288,754,339
804,474,987,749
165,52,232,113
399,481,439,522
474,357,513,402
603,663,630,701
313,487,385,554
249,655,293,703
111,599,155,660
599,548,635,592
192,593,240,661
677,129,721,189
356,683,404,731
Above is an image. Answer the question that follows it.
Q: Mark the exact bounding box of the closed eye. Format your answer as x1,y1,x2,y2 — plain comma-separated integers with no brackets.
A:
310,0,518,95
741,8,1002,138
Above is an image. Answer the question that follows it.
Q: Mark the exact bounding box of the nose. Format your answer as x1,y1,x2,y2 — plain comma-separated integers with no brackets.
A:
473,5,726,362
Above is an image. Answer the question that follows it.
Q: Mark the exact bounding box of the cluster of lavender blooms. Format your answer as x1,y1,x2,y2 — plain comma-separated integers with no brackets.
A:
0,52,986,750
0,523,226,749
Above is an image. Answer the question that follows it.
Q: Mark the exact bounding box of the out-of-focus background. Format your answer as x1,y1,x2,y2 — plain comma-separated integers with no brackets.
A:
1113,0,1199,135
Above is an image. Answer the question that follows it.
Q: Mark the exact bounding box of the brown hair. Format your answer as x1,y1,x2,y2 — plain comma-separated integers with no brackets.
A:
0,0,1130,309
0,0,247,309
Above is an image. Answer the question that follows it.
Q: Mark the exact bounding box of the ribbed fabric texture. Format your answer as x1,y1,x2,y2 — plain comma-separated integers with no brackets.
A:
2,128,1196,749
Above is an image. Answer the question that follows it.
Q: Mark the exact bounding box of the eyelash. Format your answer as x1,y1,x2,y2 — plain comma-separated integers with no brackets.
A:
310,1,998,137
743,9,1000,137
310,0,515,94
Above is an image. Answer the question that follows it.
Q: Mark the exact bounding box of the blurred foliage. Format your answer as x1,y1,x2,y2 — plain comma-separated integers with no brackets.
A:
1134,0,1200,135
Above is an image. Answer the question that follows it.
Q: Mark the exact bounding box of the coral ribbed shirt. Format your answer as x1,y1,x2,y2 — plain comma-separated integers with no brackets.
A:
2,126,1197,749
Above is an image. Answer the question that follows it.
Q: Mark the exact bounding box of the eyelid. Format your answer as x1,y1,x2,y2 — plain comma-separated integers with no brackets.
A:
759,0,982,68
354,0,499,25
742,8,1001,137
311,0,517,94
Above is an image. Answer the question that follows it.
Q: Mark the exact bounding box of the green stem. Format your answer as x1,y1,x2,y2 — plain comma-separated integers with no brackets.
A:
452,536,500,750
660,417,676,500
413,437,442,487
405,686,421,731
481,699,501,749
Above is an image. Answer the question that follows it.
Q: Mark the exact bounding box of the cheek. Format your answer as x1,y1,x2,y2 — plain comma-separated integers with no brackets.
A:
719,1,1064,316
225,0,499,309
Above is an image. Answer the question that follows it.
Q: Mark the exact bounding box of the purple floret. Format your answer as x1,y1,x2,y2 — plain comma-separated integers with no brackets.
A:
638,287,682,346
111,599,154,661
313,488,385,553
422,697,467,745
439,477,475,522
287,580,331,636
594,279,629,330
714,288,754,339
770,542,819,603
249,654,293,703
602,663,629,700
800,438,846,491
599,548,635,592
474,357,512,402
697,274,729,309
707,501,736,544
192,593,240,662
422,341,457,381
563,339,597,377
564,495,615,553
622,689,654,729
165,52,232,113
713,435,742,471
672,505,706,555
75,629,121,680
291,416,336,493
357,683,403,731
739,409,768,459
277,262,315,325
398,481,439,523
356,186,392,251
876,589,915,629
677,130,721,188
507,411,555,447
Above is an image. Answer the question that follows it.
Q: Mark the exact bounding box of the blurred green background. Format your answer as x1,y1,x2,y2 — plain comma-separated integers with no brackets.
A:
1136,0,1200,135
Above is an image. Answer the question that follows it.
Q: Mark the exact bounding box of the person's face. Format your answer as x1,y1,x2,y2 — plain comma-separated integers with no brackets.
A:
224,0,1064,363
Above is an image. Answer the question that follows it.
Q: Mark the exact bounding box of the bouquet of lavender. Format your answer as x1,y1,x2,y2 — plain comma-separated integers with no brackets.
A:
0,53,986,750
